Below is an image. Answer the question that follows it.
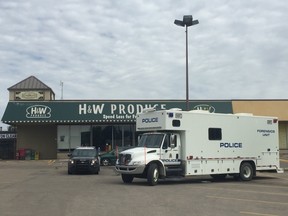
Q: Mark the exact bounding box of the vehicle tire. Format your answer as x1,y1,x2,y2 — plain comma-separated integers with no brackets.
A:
210,174,227,180
121,174,134,183
102,158,110,166
147,163,159,186
239,162,253,181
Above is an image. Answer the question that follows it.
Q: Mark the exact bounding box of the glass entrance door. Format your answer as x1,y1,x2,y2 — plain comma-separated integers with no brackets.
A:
57,124,137,151
92,124,136,151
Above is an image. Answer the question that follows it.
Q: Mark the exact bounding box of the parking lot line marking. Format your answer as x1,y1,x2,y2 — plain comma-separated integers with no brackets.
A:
259,173,288,181
206,195,288,206
240,211,278,216
48,160,55,165
223,182,288,189
196,186,288,197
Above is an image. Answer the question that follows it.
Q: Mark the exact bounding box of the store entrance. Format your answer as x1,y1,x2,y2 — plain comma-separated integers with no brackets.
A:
92,124,137,151
57,124,138,151
0,135,16,159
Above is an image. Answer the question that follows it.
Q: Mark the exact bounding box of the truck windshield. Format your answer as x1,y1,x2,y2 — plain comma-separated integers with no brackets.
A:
138,134,165,148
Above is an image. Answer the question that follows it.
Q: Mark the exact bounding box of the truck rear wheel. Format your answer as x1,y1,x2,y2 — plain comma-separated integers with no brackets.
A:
147,163,159,186
239,162,253,181
121,174,134,183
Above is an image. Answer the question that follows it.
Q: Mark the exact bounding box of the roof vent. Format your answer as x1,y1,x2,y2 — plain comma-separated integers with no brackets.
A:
169,108,182,111
142,108,156,113
235,113,253,116
189,110,210,114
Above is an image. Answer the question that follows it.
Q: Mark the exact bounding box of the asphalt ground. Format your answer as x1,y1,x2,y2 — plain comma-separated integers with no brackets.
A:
0,158,287,216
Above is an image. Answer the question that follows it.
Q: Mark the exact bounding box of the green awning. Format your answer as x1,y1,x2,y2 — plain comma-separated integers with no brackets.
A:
1,100,233,124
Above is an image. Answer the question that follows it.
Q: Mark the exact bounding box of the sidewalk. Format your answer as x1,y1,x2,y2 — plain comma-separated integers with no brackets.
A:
280,150,288,170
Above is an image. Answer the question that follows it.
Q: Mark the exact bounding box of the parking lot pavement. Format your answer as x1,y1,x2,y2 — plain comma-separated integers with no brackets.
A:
0,159,288,216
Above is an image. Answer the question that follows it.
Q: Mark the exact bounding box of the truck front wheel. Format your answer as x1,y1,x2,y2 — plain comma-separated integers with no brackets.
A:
147,163,159,186
239,162,253,181
121,174,134,183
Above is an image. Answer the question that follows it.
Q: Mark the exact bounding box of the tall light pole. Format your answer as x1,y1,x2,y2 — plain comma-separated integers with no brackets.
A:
174,15,199,111
60,81,64,100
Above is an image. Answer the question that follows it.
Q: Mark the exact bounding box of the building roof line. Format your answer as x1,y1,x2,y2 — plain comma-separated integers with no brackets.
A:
8,76,55,94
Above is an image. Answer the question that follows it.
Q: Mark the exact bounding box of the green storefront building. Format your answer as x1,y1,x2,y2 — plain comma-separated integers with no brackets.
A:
2,76,288,159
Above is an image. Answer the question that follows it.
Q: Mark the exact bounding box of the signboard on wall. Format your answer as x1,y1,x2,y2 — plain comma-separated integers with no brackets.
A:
0,133,17,139
2,100,233,124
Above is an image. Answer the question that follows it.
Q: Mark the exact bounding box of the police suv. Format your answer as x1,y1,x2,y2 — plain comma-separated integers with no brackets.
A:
68,147,100,174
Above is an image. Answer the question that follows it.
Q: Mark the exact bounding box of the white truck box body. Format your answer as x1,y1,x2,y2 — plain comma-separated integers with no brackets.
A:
136,109,281,175
115,109,282,185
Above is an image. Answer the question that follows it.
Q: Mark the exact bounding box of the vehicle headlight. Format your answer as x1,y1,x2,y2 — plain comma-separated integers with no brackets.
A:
91,159,97,165
69,159,74,164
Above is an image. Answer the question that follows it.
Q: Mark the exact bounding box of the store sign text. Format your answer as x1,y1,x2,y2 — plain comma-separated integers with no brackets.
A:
193,104,215,113
26,105,51,118
0,134,17,139
78,103,167,115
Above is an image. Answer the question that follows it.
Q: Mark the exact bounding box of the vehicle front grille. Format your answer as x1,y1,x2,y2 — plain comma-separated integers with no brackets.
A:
75,159,91,171
118,154,131,165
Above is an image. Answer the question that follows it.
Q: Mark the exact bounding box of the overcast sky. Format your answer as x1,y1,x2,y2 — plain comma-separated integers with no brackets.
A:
0,0,287,129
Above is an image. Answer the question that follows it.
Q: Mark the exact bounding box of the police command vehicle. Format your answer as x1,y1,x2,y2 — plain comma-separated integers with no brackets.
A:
115,108,283,186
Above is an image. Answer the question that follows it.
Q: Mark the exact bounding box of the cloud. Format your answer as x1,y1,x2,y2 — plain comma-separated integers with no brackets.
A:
0,0,288,129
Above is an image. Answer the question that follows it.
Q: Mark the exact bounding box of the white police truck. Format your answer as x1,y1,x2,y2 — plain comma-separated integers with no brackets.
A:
115,108,283,186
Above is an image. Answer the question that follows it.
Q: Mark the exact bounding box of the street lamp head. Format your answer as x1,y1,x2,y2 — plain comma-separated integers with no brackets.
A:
183,15,193,26
174,15,199,27
174,19,185,27
192,20,199,25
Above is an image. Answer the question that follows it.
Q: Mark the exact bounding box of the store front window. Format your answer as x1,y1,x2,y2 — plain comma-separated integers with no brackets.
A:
57,124,137,151
92,124,136,151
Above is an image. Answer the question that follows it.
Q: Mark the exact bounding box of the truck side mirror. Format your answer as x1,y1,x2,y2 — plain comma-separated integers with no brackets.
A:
170,134,177,148
137,134,142,144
